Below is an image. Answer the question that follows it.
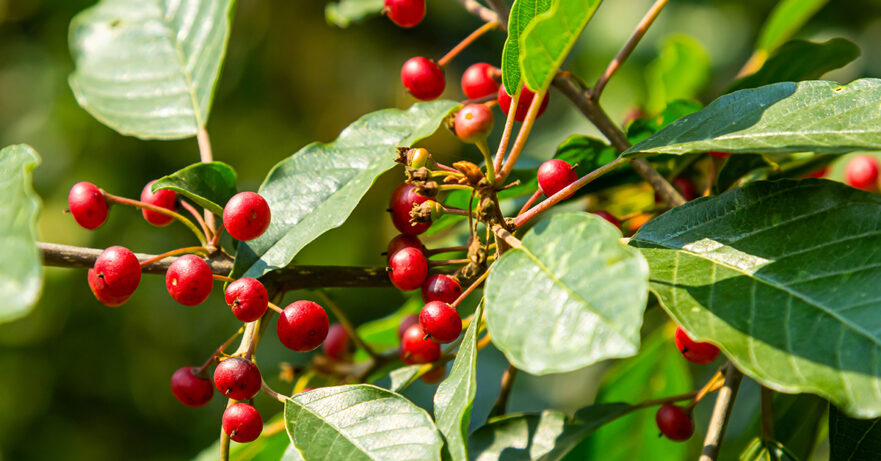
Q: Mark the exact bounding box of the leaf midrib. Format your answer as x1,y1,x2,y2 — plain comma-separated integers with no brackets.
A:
158,0,205,129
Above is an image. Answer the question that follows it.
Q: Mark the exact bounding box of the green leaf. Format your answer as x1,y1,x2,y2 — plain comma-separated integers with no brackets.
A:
829,404,881,461
232,100,457,280
626,100,704,145
284,384,443,461
757,0,829,53
485,212,649,375
729,38,860,93
740,438,799,461
387,364,424,392
325,0,384,28
645,35,710,114
152,161,237,216
0,145,42,324
623,79,881,158
519,0,602,92
501,0,551,95
467,403,631,461
631,179,881,418
68,0,235,139
765,393,827,460
434,301,484,461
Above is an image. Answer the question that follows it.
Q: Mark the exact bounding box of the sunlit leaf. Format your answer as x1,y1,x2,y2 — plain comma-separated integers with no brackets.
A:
152,161,237,216
501,0,551,95
729,38,859,93
645,35,709,113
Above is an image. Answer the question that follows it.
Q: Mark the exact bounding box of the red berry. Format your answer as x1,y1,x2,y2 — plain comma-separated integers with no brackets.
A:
454,104,494,143
537,159,578,198
673,177,697,201
400,324,441,364
89,246,141,305
805,167,828,178
165,255,213,306
401,57,445,101
461,63,500,100
498,83,549,123
655,404,694,441
845,155,879,190
170,366,213,408
277,301,329,352
213,357,262,401
421,274,462,304
419,301,462,343
225,277,269,322
674,326,720,365
389,247,428,291
384,0,424,28
68,181,108,230
592,210,620,229
223,192,271,241
420,365,446,384
398,314,419,340
140,180,177,226
88,269,130,307
223,403,263,443
322,323,351,360
387,234,424,264
390,183,431,235
707,151,729,159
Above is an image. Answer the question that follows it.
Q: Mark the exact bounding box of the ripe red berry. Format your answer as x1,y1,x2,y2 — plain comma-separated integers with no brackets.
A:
454,104,494,143
461,63,500,99
277,300,329,352
223,403,263,443
419,301,462,343
592,210,620,229
387,234,424,264
674,326,720,365
68,181,108,230
537,159,578,198
398,314,419,339
420,365,446,384
88,246,141,306
323,323,351,360
170,366,213,408
401,57,445,101
421,274,462,304
384,0,425,28
845,155,879,190
140,180,177,226
223,191,271,241
88,270,130,307
655,404,694,441
225,277,269,322
673,177,697,201
165,255,213,306
213,357,262,401
805,167,828,178
390,183,431,235
400,324,441,364
498,83,549,123
389,247,428,291
707,151,729,159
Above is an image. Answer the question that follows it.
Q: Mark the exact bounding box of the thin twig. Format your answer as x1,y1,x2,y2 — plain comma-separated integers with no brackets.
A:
455,0,500,25
497,90,546,182
194,326,246,376
517,189,542,217
450,268,491,310
139,246,208,268
761,386,774,441
261,379,287,403
631,390,700,410
314,290,378,359
483,0,509,29
104,192,208,245
491,225,522,249
700,363,744,461
196,127,217,232
493,92,519,174
490,365,518,417
438,21,500,67
179,200,212,242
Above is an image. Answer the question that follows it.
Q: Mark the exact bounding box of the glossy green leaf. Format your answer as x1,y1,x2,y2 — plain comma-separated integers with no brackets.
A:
284,385,443,461
152,161,237,216
646,35,710,113
325,0,384,28
69,0,235,139
0,145,42,324
631,179,881,417
519,0,602,92
829,404,881,461
468,403,631,461
729,38,860,93
501,0,551,95
232,100,457,279
624,79,881,158
435,301,484,461
740,438,799,461
485,212,649,375
757,0,829,53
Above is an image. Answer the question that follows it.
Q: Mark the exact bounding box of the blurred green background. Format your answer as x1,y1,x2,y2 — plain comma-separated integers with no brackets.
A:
1,0,878,459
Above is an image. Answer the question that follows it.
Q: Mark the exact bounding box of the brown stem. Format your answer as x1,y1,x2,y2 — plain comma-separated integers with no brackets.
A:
438,21,500,67
455,0,500,25
179,200,212,242
761,386,774,441
491,226,522,249
490,365,518,417
497,90,546,182
700,363,744,461
261,379,287,403
314,290,378,359
483,0,509,29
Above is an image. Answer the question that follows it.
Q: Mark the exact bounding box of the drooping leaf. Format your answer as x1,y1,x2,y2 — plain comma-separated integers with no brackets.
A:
501,0,552,95
325,0,384,28
0,145,42,324
631,179,881,417
756,0,829,53
728,38,860,93
624,79,881,158
740,438,799,461
69,0,235,139
284,385,443,461
232,100,457,280
645,35,710,113
152,161,237,216
467,403,631,461
518,0,602,92
829,404,881,461
485,212,649,375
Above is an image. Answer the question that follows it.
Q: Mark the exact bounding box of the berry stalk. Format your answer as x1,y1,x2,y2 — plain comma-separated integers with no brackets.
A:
139,247,209,268
104,192,208,245
497,90,547,182
437,21,500,67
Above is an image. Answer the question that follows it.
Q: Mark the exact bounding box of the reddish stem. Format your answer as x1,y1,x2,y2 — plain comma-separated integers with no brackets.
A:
194,326,246,376
437,21,500,67
517,189,543,217
450,269,491,310
139,246,208,268
180,200,212,241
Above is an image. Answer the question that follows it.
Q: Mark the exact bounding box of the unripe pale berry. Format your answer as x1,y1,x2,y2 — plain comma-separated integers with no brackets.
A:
387,234,424,264
384,0,425,28
223,403,263,443
401,57,445,101
225,277,269,322
419,301,462,343
845,155,879,190
454,104,494,143
277,300,329,352
389,247,428,291
655,404,694,441
420,365,446,384
165,255,213,306
537,159,578,198
498,83,549,123
592,210,620,229
390,183,431,235
170,366,213,408
223,191,271,241
400,324,441,364
398,314,419,340
89,246,141,305
214,357,262,401
140,180,177,226
461,63,500,99
68,181,108,230
322,323,351,360
674,326,720,365
408,148,431,169
421,274,462,304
